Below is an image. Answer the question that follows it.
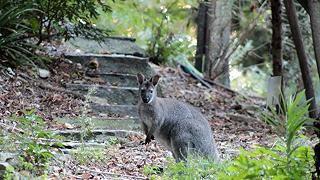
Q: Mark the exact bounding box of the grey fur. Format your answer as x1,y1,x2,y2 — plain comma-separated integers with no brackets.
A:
137,73,219,162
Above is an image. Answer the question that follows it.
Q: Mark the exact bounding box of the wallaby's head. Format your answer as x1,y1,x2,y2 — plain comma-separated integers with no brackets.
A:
136,73,161,104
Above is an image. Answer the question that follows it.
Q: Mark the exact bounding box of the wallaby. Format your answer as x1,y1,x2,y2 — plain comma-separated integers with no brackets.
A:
136,73,219,162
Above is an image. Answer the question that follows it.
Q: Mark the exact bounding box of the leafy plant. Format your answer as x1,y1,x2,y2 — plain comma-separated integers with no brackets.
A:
3,110,64,176
263,90,314,161
71,147,107,165
79,87,96,144
0,2,43,66
3,164,15,180
218,145,314,179
5,0,112,44
107,137,119,146
0,0,111,66
143,166,163,176
144,156,223,180
97,0,197,64
30,0,111,44
219,90,315,179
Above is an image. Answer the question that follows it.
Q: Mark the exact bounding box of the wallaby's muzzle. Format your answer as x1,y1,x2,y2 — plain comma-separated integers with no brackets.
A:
142,97,149,103
141,94,153,104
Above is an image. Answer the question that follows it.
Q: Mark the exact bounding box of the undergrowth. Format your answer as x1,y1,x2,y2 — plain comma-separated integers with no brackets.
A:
0,110,64,177
71,147,108,165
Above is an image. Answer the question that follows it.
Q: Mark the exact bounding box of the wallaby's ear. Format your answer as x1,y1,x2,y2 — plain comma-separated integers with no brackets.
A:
137,73,145,85
151,74,161,86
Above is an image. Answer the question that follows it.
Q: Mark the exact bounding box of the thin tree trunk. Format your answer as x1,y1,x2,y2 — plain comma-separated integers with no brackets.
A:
271,0,283,77
307,0,320,80
284,0,318,119
315,143,320,179
271,0,283,112
195,2,208,72
204,0,234,87
307,3,320,178
296,0,309,13
294,1,320,178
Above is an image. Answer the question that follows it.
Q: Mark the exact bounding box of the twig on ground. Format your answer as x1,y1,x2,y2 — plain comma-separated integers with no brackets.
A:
0,122,23,133
228,113,260,123
79,165,148,180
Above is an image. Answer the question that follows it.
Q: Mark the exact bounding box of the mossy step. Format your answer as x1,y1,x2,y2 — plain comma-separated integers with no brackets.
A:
56,117,140,131
55,129,143,142
64,83,139,105
90,103,138,118
65,37,145,56
65,54,154,75
98,73,138,87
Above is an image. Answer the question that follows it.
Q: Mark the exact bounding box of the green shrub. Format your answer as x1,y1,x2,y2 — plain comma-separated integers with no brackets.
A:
0,2,43,66
97,0,196,64
0,0,111,66
71,147,107,165
28,0,111,43
220,90,315,179
143,156,223,180
2,110,64,176
3,164,15,180
4,0,111,43
218,145,314,179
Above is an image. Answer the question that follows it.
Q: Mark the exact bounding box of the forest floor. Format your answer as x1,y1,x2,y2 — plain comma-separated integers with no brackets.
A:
0,59,287,179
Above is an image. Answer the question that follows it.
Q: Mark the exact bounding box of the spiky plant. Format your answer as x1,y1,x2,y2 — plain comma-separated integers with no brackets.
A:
262,90,314,169
0,2,41,66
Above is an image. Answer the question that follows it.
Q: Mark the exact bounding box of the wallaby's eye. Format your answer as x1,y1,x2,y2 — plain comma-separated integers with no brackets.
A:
149,89,153,93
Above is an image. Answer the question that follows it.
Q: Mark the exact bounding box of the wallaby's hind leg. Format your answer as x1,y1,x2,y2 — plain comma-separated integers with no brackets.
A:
171,140,188,162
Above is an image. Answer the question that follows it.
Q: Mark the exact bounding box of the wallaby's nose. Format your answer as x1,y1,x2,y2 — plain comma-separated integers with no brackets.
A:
142,97,150,103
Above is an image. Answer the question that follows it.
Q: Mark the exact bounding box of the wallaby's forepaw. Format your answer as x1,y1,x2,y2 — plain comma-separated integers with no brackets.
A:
145,138,151,144
144,134,155,144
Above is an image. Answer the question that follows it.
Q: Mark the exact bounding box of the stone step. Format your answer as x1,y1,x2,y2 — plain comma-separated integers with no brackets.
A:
55,129,143,142
65,54,154,75
98,73,138,87
90,103,138,118
56,117,140,131
65,37,145,56
65,83,139,105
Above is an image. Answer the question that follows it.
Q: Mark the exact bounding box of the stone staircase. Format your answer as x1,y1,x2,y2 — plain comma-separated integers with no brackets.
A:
56,38,155,141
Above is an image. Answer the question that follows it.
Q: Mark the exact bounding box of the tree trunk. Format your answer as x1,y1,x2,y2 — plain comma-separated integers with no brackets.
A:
195,2,208,72
307,0,320,80
271,0,283,112
308,2,320,178
296,0,309,13
204,0,234,87
271,0,283,77
284,0,318,119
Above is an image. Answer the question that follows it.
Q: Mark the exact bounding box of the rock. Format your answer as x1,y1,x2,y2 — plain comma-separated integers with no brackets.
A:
38,68,50,79
76,63,82,70
0,152,16,162
0,162,14,179
63,122,75,129
6,68,15,76
55,129,143,142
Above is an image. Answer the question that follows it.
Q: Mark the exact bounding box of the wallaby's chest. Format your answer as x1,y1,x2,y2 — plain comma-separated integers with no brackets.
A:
138,105,157,125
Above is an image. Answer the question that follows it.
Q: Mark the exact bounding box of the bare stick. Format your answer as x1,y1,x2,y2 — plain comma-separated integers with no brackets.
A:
79,165,148,180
